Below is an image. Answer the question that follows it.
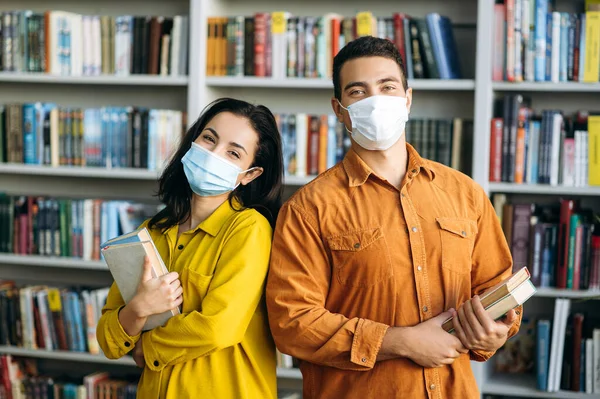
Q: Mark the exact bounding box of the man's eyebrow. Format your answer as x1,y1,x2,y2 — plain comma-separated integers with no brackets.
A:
343,81,367,91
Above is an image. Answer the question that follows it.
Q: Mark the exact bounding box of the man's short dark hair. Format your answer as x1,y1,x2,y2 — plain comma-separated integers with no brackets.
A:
332,36,408,100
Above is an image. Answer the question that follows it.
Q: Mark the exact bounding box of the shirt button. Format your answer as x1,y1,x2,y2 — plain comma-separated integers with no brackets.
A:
461,231,466,237
154,360,159,367
411,227,418,233
423,306,428,312
417,266,422,271
354,243,361,249
401,193,405,198
361,357,367,363
124,342,131,347
430,384,436,390
178,244,184,250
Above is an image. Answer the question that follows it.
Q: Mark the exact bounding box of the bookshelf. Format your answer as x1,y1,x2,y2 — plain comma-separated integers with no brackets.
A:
0,346,304,380
1,0,599,398
0,73,189,86
205,76,476,90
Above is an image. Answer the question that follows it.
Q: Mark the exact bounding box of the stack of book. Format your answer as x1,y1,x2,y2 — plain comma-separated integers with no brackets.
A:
489,96,600,187
442,267,536,333
493,0,600,83
206,11,462,80
0,104,186,170
0,11,189,76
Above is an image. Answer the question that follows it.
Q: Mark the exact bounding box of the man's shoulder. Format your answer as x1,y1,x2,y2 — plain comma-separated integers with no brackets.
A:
427,159,483,196
285,163,348,213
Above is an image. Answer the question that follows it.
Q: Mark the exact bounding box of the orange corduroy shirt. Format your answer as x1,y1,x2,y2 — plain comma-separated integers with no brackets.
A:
266,143,522,399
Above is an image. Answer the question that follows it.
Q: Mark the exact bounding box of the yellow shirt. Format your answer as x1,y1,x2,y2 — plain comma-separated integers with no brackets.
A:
96,199,277,399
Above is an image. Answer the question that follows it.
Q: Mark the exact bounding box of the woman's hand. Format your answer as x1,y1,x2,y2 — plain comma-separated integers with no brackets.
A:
130,257,183,318
132,339,145,368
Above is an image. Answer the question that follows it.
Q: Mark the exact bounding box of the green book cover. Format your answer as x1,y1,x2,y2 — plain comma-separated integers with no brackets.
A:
59,200,68,257
566,213,581,288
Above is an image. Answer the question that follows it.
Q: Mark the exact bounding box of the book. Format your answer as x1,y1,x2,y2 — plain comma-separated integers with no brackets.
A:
442,266,536,333
100,227,180,331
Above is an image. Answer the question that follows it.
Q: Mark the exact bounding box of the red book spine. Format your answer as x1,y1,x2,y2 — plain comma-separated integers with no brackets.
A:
253,13,267,77
392,13,407,66
489,118,504,182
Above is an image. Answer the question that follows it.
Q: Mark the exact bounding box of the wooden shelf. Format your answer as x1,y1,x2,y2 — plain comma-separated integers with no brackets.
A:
206,77,476,91
0,254,107,271
0,73,188,86
482,373,594,398
534,288,600,299
0,346,302,379
488,182,600,196
493,81,600,92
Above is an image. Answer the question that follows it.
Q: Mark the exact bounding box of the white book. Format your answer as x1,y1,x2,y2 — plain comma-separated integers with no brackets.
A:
82,16,92,75
594,329,600,394
574,131,582,187
522,0,534,81
586,338,593,394
295,113,308,177
170,16,182,77
551,12,561,83
70,14,83,76
101,227,180,331
178,16,189,76
271,12,291,79
91,16,102,76
582,131,588,187
547,298,563,392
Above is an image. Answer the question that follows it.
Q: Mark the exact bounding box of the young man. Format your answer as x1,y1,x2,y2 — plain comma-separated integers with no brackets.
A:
266,36,522,399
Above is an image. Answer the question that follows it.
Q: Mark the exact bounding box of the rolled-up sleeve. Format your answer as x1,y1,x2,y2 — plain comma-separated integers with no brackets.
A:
266,201,389,370
469,185,523,361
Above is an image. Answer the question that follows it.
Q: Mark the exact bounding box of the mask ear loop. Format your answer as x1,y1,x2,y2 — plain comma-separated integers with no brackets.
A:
336,100,354,135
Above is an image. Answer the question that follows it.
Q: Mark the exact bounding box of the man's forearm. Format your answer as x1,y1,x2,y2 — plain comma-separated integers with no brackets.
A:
376,326,412,361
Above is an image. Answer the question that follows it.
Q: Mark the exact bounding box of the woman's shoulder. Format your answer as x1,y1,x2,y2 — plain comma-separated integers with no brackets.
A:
228,206,272,235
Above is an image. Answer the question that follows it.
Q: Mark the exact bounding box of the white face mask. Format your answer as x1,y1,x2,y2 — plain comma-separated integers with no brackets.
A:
338,95,410,151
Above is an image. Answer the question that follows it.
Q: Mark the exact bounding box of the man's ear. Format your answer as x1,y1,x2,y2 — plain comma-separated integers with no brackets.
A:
240,167,264,186
331,97,344,123
406,88,413,114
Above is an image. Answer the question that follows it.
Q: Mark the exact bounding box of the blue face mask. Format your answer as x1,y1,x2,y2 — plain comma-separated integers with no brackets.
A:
181,142,254,197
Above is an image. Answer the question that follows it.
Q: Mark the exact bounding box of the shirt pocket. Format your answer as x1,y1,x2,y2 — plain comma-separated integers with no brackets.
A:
181,267,213,313
327,227,392,288
436,217,477,275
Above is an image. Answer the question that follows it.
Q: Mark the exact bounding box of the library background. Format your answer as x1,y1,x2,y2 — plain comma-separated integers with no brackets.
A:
0,0,599,398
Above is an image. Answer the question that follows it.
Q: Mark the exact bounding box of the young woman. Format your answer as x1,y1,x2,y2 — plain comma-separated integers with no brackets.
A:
97,98,284,398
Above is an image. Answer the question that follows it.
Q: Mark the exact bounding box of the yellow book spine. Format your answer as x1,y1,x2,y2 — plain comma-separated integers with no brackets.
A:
356,12,373,37
583,11,600,82
589,116,600,186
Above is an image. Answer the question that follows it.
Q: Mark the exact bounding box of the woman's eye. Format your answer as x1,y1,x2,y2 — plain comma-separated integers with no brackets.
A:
203,135,215,143
229,151,240,159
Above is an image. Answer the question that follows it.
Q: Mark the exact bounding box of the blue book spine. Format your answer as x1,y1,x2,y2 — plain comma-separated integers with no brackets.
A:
327,115,337,169
111,108,120,168
22,103,37,164
536,319,551,391
70,292,86,352
426,13,448,79
535,0,548,81
148,110,158,171
580,341,585,391
559,13,569,82
83,109,94,166
101,108,110,168
541,227,552,287
545,13,553,81
523,110,530,183
530,120,541,184
120,108,128,168
579,14,586,82
567,14,576,80
62,292,75,350
403,17,414,80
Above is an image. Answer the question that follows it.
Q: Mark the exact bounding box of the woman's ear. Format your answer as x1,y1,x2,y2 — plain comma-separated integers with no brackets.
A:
239,167,264,186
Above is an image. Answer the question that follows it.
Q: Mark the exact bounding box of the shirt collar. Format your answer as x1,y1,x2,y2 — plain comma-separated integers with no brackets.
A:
342,143,435,187
163,196,242,238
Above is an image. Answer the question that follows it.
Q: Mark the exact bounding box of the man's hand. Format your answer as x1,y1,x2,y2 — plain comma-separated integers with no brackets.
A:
402,310,469,368
452,295,517,353
132,339,145,368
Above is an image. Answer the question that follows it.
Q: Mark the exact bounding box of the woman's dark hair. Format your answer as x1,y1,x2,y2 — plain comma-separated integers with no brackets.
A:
149,98,284,230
